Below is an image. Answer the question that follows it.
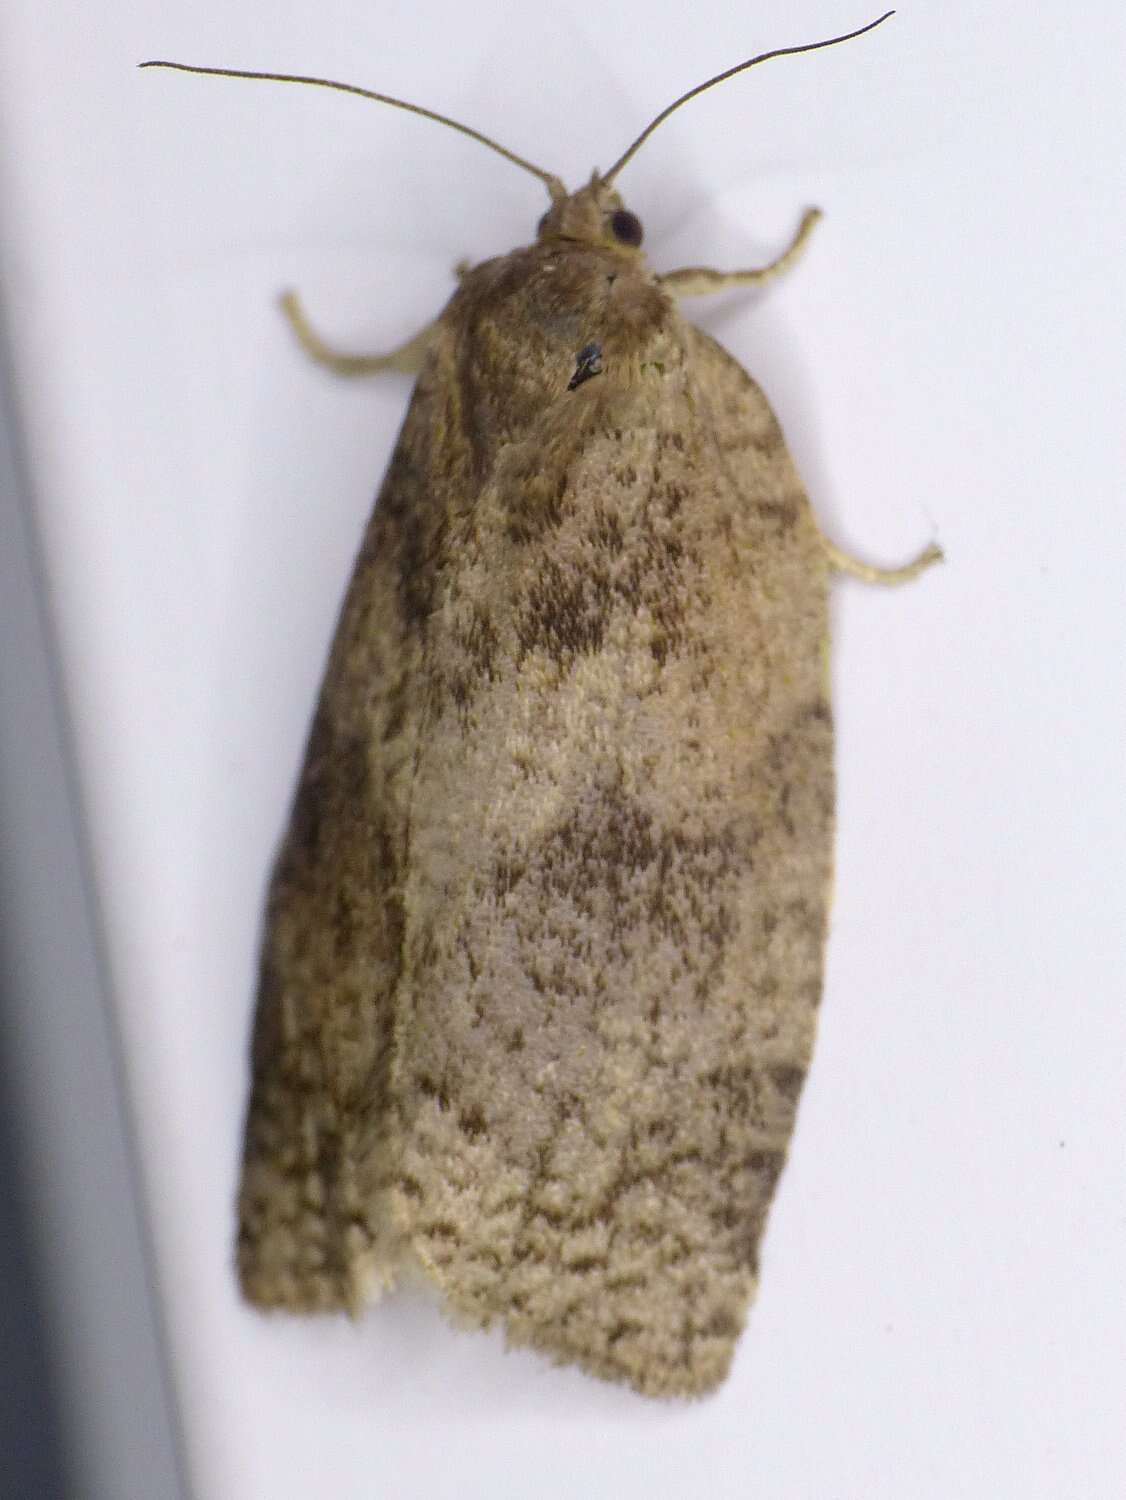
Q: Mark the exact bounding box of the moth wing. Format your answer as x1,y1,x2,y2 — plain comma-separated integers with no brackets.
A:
237,361,453,1312
392,334,834,1396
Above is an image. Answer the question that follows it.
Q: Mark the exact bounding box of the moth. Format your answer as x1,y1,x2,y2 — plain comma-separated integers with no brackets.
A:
145,9,940,1398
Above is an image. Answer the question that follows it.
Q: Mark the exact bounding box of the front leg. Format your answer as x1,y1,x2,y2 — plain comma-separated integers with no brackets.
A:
279,290,434,376
658,208,821,299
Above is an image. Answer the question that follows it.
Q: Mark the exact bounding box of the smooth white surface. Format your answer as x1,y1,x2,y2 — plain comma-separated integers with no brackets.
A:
2,1,1123,1496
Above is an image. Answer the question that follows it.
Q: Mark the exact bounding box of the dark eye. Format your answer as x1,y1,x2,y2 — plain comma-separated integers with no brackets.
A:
609,209,643,247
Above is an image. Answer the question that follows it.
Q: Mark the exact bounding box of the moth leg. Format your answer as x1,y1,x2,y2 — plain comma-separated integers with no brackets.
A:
819,531,944,586
658,208,821,298
279,290,433,376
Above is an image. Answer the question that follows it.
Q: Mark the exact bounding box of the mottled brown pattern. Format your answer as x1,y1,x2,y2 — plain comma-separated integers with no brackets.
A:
238,179,836,1396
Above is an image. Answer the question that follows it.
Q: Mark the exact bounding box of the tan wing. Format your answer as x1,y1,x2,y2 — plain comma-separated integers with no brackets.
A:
389,324,835,1396
237,338,463,1311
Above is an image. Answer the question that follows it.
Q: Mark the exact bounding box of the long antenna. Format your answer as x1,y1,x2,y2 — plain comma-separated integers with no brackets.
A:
601,11,895,186
138,60,566,201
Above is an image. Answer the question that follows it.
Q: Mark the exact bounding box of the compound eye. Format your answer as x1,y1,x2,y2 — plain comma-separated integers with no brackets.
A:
609,209,643,247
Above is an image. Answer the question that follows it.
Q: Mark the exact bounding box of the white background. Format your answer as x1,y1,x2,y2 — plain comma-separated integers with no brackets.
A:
2,1,1124,1496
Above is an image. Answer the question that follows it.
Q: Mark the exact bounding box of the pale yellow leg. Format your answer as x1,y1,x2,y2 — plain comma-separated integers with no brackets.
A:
658,208,822,299
819,532,944,586
279,290,434,376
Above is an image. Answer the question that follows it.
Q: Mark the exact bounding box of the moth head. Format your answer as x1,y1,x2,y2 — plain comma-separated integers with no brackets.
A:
536,175,645,253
